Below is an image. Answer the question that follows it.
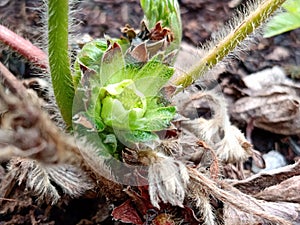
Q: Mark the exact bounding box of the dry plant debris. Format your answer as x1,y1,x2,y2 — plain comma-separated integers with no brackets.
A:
0,73,299,224
231,66,300,135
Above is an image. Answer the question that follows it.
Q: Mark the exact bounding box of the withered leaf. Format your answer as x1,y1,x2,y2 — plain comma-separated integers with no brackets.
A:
111,200,143,225
220,181,299,225
254,175,300,203
125,42,148,64
232,89,300,123
124,186,153,216
189,168,295,225
231,66,300,135
224,201,300,225
230,160,300,195
242,66,300,92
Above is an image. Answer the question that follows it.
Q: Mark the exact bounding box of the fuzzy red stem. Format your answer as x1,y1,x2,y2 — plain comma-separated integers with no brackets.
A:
0,24,48,69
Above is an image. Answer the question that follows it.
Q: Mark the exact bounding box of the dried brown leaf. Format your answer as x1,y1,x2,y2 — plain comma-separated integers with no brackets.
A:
232,92,300,123
254,175,300,203
242,66,300,91
230,160,300,195
124,186,153,216
188,167,294,225
223,177,300,224
111,200,143,225
232,66,300,135
224,200,300,225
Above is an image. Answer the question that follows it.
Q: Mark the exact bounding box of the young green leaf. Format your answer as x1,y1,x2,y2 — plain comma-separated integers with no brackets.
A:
116,130,160,145
132,106,176,131
73,39,108,89
264,0,300,38
133,58,175,96
99,79,147,130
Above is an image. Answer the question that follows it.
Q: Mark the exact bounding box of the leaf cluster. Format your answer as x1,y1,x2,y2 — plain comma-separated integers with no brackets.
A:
73,38,177,156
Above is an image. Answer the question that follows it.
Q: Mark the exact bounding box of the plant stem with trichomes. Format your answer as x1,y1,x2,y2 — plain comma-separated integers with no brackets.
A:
172,0,287,88
48,0,74,128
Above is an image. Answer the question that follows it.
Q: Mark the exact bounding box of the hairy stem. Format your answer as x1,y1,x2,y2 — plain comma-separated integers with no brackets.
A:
172,0,287,88
48,0,74,129
0,25,48,69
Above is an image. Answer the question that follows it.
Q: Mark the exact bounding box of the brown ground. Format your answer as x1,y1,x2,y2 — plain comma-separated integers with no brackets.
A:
0,0,300,224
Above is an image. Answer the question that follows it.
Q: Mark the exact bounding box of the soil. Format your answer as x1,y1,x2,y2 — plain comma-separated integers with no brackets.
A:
0,0,300,224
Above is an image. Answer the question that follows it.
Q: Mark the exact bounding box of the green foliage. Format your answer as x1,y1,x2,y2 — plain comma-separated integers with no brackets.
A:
264,0,300,37
72,0,181,152
73,36,176,152
73,40,107,89
46,0,287,160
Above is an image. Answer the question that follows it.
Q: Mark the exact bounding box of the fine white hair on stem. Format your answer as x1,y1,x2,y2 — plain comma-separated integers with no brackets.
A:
187,181,216,225
201,0,266,66
173,0,282,88
28,0,83,127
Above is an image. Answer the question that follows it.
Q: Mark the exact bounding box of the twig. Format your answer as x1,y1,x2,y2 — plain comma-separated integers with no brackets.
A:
0,24,48,69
